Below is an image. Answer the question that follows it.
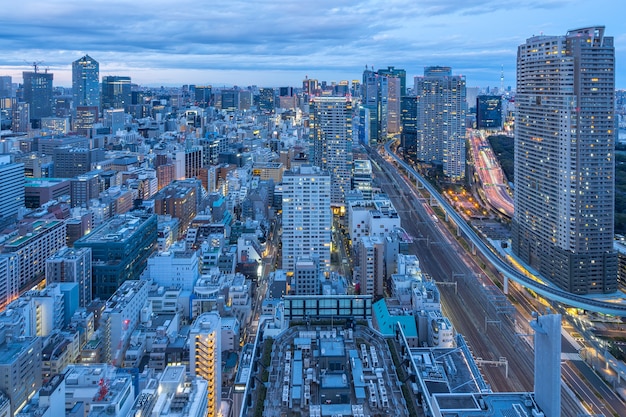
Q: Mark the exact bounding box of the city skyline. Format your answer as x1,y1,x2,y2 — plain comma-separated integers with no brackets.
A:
1,0,625,89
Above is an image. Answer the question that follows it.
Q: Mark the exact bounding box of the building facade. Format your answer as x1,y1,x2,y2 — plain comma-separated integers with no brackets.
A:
101,76,131,111
72,55,100,110
281,166,332,273
309,96,353,206
512,26,617,294
414,66,467,181
74,213,157,299
22,70,53,128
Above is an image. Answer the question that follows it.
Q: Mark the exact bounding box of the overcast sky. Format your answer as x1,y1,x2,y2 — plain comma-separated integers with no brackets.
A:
1,0,624,89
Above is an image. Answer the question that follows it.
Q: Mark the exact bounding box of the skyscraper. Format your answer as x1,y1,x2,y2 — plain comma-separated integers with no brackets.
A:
414,66,467,181
282,165,332,273
512,26,617,294
309,96,353,206
72,55,100,109
101,75,131,111
22,70,53,128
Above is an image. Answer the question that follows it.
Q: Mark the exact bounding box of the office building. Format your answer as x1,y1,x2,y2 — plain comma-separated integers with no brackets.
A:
190,312,221,417
40,117,70,135
70,171,100,208
74,105,99,136
45,246,92,307
512,26,617,294
257,88,275,113
101,76,131,111
352,159,373,200
74,213,157,299
220,89,239,112
282,165,332,273
11,102,30,133
309,96,353,206
0,76,11,99
400,96,418,160
24,178,69,209
195,85,212,107
52,146,104,179
414,66,467,181
360,66,405,142
293,256,321,295
476,95,502,129
0,156,24,220
72,55,100,109
22,70,53,128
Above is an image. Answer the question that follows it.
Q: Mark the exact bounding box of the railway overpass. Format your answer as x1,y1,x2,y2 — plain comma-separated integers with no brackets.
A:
383,140,626,316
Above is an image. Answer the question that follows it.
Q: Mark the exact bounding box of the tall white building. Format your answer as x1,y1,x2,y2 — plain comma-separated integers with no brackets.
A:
414,66,467,181
309,96,353,206
0,156,24,220
190,312,221,417
512,26,617,294
281,165,332,273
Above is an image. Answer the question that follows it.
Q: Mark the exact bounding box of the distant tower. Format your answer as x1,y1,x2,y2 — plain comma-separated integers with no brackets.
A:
414,66,467,181
22,68,53,128
500,65,504,94
309,96,353,206
190,312,222,417
101,75,131,111
72,55,100,110
530,313,561,417
512,26,617,294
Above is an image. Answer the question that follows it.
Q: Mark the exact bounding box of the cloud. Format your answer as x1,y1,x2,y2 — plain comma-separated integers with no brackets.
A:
0,0,624,88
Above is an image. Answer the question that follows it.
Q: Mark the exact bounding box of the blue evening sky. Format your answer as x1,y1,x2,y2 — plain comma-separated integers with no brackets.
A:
0,0,624,89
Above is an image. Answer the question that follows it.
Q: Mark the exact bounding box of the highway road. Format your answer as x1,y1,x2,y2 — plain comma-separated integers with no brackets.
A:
468,130,514,217
382,140,626,316
369,147,589,416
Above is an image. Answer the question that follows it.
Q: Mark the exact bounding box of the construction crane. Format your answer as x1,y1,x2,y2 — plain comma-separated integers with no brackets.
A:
24,60,45,73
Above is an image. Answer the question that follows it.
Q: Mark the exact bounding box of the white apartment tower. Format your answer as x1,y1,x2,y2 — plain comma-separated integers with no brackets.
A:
414,67,467,181
512,26,617,294
190,312,222,417
281,165,332,273
309,96,353,206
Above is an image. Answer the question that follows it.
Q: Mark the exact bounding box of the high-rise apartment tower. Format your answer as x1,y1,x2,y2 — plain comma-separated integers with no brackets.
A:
512,26,617,294
413,66,466,181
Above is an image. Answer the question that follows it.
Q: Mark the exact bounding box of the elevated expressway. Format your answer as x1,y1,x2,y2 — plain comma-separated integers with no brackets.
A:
383,140,626,316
